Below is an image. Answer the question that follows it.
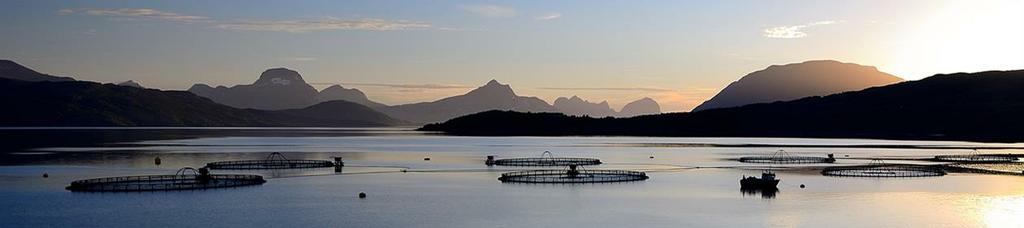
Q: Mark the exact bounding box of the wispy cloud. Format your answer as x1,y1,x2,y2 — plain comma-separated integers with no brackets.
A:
459,4,517,17
310,82,473,90
58,8,209,22
763,20,837,39
216,17,432,33
537,87,675,92
60,8,439,33
535,12,562,21
280,57,317,62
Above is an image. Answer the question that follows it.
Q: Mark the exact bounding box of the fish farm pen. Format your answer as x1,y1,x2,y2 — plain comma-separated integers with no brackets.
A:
486,151,602,166
737,150,836,164
932,153,1019,163
66,167,266,192
821,160,946,178
206,152,339,170
498,165,648,183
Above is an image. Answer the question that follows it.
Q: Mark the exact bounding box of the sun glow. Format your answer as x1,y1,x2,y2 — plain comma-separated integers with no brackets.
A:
980,195,1024,228
889,0,1024,80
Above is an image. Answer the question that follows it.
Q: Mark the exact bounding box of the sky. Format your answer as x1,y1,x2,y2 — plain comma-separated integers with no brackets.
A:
2,0,1023,112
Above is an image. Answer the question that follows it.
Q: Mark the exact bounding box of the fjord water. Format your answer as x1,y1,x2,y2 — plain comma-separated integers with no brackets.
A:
1,128,1022,227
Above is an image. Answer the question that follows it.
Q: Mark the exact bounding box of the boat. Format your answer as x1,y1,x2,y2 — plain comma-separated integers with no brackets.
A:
740,170,780,189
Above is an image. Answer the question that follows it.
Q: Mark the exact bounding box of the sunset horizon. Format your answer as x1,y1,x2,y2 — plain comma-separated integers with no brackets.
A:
3,1,1024,228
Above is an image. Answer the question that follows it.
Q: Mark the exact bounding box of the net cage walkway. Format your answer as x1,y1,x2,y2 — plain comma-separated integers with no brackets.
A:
66,167,266,192
206,152,339,170
932,150,1020,163
738,149,836,164
498,165,649,183
486,151,602,166
821,160,946,178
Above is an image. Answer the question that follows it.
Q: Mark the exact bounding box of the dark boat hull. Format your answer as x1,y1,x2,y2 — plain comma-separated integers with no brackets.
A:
740,178,779,189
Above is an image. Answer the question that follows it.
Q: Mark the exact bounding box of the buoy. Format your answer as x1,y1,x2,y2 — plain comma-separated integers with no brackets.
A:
154,156,162,166
800,184,806,188
42,173,49,178
358,192,367,198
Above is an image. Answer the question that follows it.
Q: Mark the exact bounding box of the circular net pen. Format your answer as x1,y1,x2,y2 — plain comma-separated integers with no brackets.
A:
738,149,836,164
498,165,648,183
486,151,602,166
821,160,946,178
933,150,1019,163
66,167,266,192
206,152,338,170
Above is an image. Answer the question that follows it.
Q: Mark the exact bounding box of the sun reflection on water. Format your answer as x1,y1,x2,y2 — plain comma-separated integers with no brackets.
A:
980,195,1024,228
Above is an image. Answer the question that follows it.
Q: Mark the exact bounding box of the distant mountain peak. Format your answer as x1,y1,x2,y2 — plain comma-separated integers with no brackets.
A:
254,68,305,86
485,79,501,86
116,80,144,88
0,59,75,82
620,97,661,117
381,79,557,123
324,84,346,89
468,79,516,98
552,95,616,117
318,84,386,108
693,60,902,112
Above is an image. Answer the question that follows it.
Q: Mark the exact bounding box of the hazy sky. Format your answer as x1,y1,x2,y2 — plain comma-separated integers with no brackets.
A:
2,0,1023,111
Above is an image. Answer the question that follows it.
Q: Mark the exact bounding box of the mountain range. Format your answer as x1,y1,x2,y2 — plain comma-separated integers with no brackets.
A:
693,60,903,111
552,96,661,118
188,68,384,110
4,58,958,136
0,78,403,127
421,69,1024,142
0,62,403,127
380,80,557,123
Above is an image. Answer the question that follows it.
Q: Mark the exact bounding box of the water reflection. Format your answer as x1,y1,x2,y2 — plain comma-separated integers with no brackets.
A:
980,195,1024,228
741,188,778,199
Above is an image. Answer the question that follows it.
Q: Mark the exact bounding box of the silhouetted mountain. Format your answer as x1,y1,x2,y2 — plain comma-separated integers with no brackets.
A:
0,78,403,127
693,60,902,111
421,70,1024,142
116,80,144,88
264,100,405,127
187,68,389,111
317,84,386,108
382,79,557,123
188,68,320,110
618,97,661,117
553,96,616,117
0,60,75,82
552,96,662,117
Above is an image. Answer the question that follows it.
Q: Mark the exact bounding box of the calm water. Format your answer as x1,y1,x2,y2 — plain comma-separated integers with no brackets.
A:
1,128,1023,227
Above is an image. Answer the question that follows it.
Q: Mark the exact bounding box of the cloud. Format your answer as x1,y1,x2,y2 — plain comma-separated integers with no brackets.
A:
280,57,317,62
59,8,209,22
459,4,517,17
537,87,675,92
535,12,562,21
763,20,837,38
216,17,432,33
310,82,473,89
